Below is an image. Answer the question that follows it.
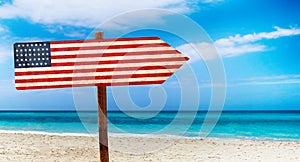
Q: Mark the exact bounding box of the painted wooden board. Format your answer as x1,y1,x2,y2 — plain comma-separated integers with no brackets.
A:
14,37,189,90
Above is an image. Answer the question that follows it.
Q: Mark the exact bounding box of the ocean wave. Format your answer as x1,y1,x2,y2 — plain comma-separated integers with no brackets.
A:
108,132,300,142
0,129,97,137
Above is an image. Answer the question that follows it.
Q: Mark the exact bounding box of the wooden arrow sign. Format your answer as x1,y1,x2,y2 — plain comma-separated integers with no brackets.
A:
14,37,189,90
13,33,190,162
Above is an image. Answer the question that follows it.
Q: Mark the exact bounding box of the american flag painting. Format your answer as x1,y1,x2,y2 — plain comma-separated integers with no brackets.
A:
14,37,189,90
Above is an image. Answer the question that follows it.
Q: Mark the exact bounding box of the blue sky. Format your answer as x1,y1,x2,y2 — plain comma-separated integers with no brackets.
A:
0,0,300,111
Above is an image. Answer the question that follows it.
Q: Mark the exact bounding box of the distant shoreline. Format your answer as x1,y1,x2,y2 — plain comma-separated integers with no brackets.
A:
0,129,299,142
0,110,300,112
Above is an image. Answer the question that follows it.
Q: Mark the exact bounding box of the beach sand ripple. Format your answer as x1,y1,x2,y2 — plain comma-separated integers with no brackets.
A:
0,132,299,162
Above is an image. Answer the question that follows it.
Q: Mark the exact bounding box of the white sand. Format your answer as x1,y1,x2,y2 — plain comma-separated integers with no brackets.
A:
0,132,299,162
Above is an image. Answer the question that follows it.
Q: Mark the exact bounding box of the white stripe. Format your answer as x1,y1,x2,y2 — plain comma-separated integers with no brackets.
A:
51,47,175,56
51,54,185,63
15,69,176,80
51,40,164,48
16,77,168,87
15,61,186,73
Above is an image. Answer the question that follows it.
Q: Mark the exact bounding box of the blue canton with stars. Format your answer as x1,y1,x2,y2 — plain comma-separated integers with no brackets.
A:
14,42,51,68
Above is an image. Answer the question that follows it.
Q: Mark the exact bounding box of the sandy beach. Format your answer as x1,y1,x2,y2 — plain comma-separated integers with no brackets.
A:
0,132,299,162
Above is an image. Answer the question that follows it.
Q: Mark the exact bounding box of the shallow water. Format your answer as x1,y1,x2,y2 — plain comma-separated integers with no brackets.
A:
0,111,299,141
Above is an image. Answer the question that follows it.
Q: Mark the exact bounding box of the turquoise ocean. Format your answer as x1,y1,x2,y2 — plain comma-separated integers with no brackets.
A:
0,111,299,141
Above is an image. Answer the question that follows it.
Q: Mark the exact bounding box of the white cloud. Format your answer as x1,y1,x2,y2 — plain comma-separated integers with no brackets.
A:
99,9,171,31
177,26,300,62
201,0,223,3
216,26,300,45
216,44,266,58
176,42,219,62
229,74,300,86
215,26,300,57
191,74,300,88
0,0,193,28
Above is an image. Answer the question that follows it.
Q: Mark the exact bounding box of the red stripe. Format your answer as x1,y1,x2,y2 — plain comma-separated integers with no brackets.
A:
50,37,160,44
16,80,165,90
15,73,172,83
15,65,181,76
51,50,181,59
50,43,169,52
51,57,189,67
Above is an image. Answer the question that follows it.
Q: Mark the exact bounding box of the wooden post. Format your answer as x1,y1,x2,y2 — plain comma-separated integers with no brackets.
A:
95,32,109,162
